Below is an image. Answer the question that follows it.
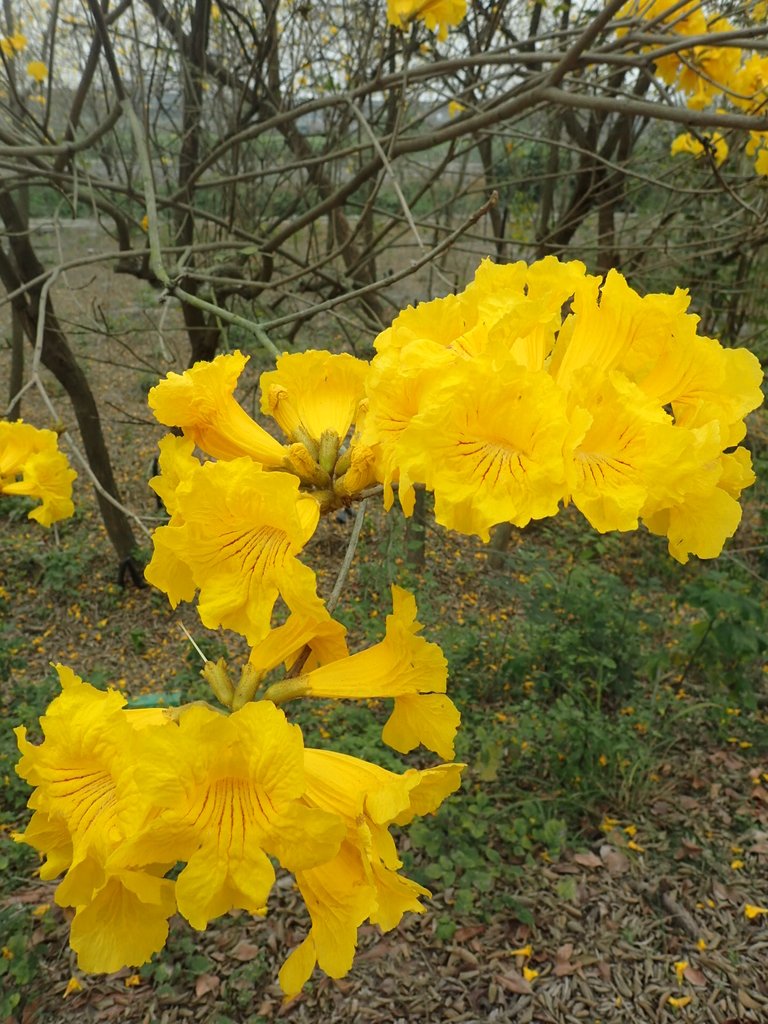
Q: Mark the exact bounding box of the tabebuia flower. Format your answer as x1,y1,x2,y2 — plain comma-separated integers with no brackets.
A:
145,457,322,644
363,258,763,563
0,420,76,526
671,130,729,166
112,701,346,931
148,351,287,466
149,348,377,521
14,665,463,994
13,666,176,973
265,586,461,760
260,349,368,454
616,0,741,109
279,750,464,995
386,0,467,39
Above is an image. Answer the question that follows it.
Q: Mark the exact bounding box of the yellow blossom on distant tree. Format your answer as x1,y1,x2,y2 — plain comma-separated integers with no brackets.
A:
670,130,729,166
26,60,47,82
0,420,76,526
386,0,466,40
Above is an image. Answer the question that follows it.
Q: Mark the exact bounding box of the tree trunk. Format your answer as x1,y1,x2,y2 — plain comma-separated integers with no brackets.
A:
0,188,141,577
404,487,427,568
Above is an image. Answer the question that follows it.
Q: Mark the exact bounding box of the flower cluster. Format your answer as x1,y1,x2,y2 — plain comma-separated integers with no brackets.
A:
15,344,463,991
0,420,76,526
361,257,763,563
144,349,379,642
15,666,462,994
386,0,467,40
618,0,768,175
0,30,26,57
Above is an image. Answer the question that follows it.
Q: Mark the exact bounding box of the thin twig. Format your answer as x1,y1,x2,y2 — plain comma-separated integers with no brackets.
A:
285,497,369,680
256,192,499,332
327,498,369,616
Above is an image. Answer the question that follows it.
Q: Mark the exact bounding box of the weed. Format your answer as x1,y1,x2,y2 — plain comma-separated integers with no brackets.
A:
0,910,40,1019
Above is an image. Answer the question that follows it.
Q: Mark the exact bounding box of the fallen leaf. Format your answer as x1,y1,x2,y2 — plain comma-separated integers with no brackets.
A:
495,970,532,995
738,989,763,1010
678,796,701,811
712,880,738,904
195,973,220,998
674,838,703,861
358,940,398,961
554,962,579,977
600,845,630,876
683,966,707,987
231,940,261,961
573,851,602,869
454,925,485,942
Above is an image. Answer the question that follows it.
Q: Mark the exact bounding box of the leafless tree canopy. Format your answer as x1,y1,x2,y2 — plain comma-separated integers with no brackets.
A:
1,0,767,561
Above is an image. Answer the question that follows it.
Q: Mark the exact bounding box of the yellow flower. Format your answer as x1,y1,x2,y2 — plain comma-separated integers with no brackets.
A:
148,433,199,516
265,586,460,759
27,60,47,82
522,966,539,982
0,32,26,56
400,356,572,539
14,667,177,972
366,262,579,530
63,977,82,998
745,903,768,918
565,373,693,534
279,749,463,994
727,53,768,112
643,445,756,563
600,816,620,831
359,347,447,515
670,130,728,167
668,995,692,1009
0,420,76,526
386,0,467,40
148,351,286,467
247,600,348,681
673,959,688,983
510,944,533,957
145,458,321,644
746,130,768,176
259,350,369,449
117,701,344,931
